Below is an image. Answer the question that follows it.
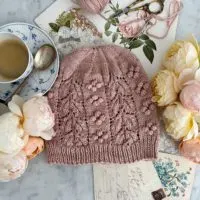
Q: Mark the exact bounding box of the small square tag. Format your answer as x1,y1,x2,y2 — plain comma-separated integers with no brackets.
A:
152,188,166,200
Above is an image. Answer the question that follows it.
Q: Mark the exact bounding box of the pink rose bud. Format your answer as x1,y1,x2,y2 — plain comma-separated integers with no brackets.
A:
180,80,200,113
118,10,149,38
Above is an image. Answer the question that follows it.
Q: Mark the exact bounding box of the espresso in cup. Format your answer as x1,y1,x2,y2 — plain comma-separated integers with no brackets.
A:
0,40,28,79
0,32,33,84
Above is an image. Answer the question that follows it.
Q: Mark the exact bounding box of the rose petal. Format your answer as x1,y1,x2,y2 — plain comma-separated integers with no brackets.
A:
23,137,44,160
195,68,200,81
178,68,196,89
11,95,24,109
179,138,200,163
8,101,23,117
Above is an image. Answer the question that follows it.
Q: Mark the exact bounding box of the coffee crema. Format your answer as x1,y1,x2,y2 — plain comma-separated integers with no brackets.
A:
0,40,28,79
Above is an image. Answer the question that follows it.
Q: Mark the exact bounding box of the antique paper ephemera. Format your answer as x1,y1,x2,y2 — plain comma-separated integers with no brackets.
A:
93,161,164,200
93,153,196,200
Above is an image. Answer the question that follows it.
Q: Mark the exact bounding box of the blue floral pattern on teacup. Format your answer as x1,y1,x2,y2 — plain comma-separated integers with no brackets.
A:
0,23,59,101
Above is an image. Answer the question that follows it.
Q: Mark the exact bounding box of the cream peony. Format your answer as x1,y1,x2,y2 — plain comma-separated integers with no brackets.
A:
0,112,26,154
0,151,28,182
8,95,55,140
180,80,200,113
152,70,179,106
163,103,199,141
163,38,199,75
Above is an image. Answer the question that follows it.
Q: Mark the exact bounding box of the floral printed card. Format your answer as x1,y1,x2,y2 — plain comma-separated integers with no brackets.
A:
154,153,196,200
93,161,165,200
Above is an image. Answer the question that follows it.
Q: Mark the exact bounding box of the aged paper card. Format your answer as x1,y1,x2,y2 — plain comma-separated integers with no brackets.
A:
93,161,164,200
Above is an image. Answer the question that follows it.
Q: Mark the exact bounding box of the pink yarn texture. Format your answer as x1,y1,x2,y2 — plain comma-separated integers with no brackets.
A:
47,45,160,164
78,0,109,13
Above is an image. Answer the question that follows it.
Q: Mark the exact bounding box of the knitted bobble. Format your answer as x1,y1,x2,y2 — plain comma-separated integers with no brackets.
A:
142,100,155,115
143,123,158,136
92,131,109,143
90,111,105,125
86,80,103,92
88,95,104,106
127,66,140,79
97,131,103,136
48,92,54,99
136,82,149,96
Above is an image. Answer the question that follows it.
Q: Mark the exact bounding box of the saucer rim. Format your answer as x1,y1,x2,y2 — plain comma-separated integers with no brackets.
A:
0,22,60,97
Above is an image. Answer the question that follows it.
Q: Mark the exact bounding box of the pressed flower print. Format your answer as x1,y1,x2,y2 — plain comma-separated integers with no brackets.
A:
153,153,196,200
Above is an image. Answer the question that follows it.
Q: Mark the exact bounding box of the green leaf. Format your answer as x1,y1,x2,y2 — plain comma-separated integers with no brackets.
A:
110,18,118,26
115,18,119,23
139,34,149,40
120,37,128,44
56,11,75,27
105,21,111,31
116,2,119,9
68,20,73,27
110,5,117,11
105,30,112,36
49,23,60,32
104,10,111,14
145,39,157,50
112,33,118,43
129,40,143,49
143,45,154,63
119,37,132,44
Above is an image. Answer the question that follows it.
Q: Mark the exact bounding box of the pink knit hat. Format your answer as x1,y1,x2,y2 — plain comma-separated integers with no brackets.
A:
47,45,160,164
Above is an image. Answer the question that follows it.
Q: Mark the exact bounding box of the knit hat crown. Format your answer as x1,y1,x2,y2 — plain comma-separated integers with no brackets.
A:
47,45,160,164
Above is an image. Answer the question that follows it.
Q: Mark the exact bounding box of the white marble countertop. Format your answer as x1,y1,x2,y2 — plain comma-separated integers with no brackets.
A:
0,0,200,200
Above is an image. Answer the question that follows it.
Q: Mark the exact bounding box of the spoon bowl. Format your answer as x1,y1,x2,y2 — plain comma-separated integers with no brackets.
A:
34,44,57,70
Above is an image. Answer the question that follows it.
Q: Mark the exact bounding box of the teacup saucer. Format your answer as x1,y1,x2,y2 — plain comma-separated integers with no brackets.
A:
0,22,59,101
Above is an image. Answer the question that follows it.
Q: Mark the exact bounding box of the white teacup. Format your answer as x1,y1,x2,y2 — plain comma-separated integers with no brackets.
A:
0,32,33,84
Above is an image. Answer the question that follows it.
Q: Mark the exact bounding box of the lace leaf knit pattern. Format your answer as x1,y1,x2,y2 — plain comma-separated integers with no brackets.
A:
47,45,160,164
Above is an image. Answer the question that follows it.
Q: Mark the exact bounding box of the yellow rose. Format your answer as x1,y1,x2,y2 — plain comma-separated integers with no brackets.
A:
163,36,199,75
152,70,179,106
163,103,199,141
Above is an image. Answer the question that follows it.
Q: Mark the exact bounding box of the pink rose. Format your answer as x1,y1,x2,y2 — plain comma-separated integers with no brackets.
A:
180,80,200,112
118,10,149,38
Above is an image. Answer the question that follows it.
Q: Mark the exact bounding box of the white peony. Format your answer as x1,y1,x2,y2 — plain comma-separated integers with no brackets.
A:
0,151,28,182
0,112,26,154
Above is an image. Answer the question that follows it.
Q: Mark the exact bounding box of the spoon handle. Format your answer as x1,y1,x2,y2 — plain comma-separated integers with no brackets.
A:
5,69,35,104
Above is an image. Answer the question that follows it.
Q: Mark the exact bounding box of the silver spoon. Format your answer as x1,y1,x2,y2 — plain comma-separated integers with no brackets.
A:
4,44,57,104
